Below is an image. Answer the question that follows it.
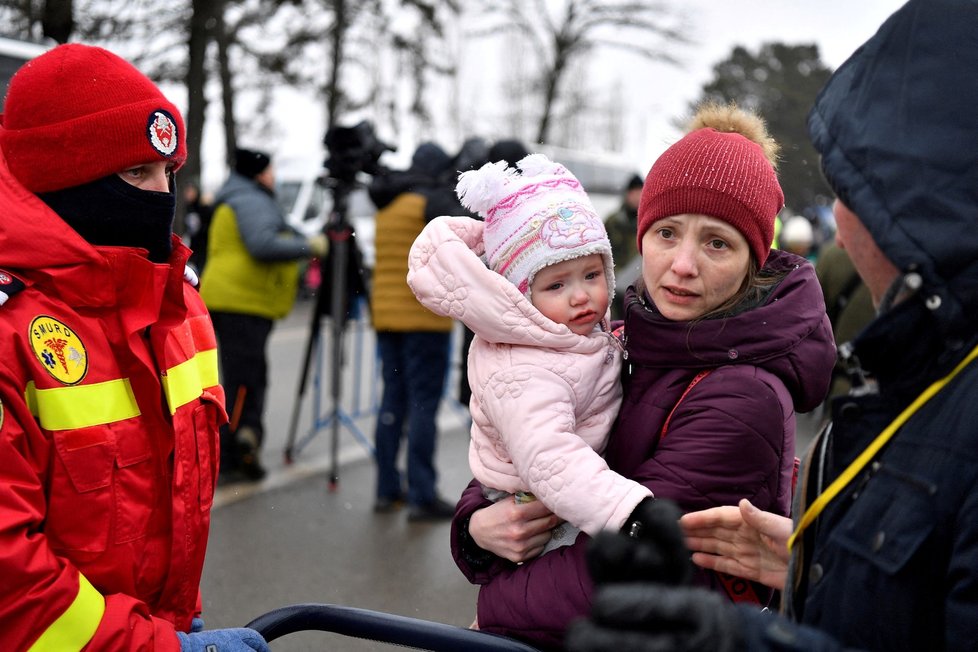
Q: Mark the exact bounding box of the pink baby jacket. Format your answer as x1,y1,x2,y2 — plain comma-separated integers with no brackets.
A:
408,215,651,535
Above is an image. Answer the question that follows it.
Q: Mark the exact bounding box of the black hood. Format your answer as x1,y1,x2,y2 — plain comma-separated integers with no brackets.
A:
367,142,450,210
808,0,978,336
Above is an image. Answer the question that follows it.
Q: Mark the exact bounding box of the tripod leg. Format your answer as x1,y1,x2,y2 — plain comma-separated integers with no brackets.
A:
284,258,327,465
327,224,350,490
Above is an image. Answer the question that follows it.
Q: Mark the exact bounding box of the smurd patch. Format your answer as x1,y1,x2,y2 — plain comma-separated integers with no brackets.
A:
147,109,178,157
30,316,89,385
0,269,25,306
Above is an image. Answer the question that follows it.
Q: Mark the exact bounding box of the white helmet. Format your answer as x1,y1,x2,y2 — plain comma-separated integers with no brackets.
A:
781,216,814,247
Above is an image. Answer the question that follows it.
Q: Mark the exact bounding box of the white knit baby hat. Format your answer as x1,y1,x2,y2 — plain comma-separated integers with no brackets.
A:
456,153,615,300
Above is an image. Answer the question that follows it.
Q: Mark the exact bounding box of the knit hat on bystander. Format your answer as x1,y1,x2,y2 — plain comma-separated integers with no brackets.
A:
0,43,186,194
456,153,615,300
233,148,272,180
636,104,784,266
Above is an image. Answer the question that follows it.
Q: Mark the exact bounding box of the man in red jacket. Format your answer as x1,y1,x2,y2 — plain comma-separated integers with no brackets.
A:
0,44,267,651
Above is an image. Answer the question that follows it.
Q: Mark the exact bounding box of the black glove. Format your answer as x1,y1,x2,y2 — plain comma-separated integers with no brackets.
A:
566,584,744,652
586,498,693,586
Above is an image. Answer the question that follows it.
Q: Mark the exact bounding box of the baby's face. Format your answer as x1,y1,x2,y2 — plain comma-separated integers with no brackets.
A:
529,254,609,335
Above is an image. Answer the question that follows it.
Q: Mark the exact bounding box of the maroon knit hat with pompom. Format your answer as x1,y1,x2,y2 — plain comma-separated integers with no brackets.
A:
0,43,186,194
636,127,783,266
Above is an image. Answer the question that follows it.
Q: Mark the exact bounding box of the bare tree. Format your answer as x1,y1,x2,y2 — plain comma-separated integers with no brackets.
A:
391,0,459,134
41,0,73,43
0,0,73,43
0,0,42,41
2,0,462,189
182,0,219,196
324,0,349,129
213,7,236,165
472,0,688,145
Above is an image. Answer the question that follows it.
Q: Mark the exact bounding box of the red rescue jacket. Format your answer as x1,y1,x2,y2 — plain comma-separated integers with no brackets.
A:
0,152,225,651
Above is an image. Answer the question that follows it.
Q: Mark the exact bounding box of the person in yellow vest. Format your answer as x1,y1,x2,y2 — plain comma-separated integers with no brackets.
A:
368,142,457,520
200,148,328,483
0,43,269,651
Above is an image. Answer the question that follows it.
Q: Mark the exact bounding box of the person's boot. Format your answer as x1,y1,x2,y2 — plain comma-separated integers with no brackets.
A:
407,496,456,522
235,425,267,482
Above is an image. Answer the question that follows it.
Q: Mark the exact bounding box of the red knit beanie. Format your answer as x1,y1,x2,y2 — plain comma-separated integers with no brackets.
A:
0,44,186,194
637,125,783,266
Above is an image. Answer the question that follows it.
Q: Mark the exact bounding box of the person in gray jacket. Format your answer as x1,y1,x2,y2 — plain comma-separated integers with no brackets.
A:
567,1,978,650
200,148,327,482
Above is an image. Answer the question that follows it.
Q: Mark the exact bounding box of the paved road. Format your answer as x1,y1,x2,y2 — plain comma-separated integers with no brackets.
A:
200,299,479,651
198,299,822,650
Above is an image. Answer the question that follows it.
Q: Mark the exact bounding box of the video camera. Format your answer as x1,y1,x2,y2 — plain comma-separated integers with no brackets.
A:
323,120,394,184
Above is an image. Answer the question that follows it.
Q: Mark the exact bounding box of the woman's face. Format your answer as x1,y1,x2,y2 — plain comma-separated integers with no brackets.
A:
640,213,751,321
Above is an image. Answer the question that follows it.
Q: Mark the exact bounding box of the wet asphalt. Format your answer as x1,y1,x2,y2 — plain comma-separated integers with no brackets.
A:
199,299,478,650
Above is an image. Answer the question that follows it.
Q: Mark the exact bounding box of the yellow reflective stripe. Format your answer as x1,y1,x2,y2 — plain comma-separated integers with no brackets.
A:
26,379,140,430
161,348,219,414
29,573,105,652
24,380,38,417
788,341,978,551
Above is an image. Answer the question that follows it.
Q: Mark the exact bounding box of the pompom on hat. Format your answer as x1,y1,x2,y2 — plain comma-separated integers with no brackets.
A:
637,104,784,266
0,43,186,194
457,153,615,300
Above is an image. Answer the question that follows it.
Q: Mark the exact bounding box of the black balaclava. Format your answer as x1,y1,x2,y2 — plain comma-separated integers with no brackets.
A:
39,173,176,263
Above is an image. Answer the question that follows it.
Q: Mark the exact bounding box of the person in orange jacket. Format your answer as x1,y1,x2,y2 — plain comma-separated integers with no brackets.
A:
0,44,267,651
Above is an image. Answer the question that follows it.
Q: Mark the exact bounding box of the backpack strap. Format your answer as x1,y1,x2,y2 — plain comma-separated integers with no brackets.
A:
660,370,712,438
659,366,800,608
658,369,767,606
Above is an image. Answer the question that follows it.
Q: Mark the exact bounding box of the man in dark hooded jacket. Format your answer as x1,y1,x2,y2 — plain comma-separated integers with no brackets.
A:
567,1,978,650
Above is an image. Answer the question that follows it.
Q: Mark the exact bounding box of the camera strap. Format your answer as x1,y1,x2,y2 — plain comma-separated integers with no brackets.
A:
788,340,978,551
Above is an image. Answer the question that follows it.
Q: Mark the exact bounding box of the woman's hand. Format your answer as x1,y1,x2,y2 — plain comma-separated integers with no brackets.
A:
468,496,560,563
680,498,792,590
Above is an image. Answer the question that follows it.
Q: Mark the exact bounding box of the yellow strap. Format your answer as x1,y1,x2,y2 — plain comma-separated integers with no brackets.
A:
161,348,219,414
788,341,978,551
26,379,140,430
28,573,105,652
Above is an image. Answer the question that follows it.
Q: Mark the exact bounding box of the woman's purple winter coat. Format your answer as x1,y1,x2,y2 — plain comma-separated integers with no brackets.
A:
450,248,836,650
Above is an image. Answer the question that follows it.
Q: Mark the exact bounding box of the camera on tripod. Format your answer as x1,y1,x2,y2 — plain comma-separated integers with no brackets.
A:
323,120,394,185
286,120,393,475
314,120,391,323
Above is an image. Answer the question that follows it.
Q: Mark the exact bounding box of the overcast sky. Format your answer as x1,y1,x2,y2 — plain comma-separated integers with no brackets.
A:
579,0,907,171
207,0,908,190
